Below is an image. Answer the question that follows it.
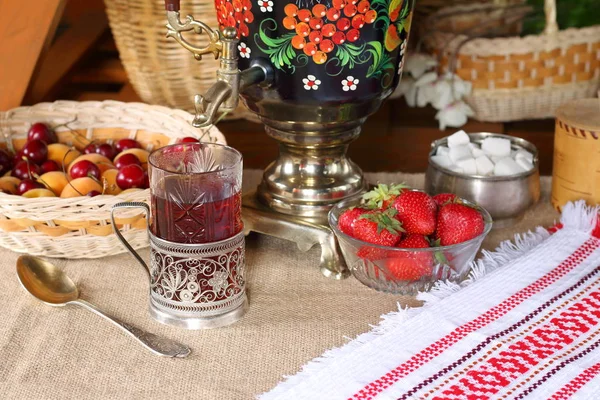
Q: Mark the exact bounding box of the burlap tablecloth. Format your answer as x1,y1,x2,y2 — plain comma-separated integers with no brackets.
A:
0,171,558,400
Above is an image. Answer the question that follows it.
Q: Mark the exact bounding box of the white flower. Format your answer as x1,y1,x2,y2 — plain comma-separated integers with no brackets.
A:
302,75,321,90
208,270,229,294
238,42,251,59
257,0,273,12
341,76,359,91
435,101,475,130
404,53,438,79
187,282,199,292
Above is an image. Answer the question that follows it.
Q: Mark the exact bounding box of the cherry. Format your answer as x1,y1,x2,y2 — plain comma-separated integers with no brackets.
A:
292,35,306,49
283,16,297,30
312,4,327,17
352,14,365,29
87,190,102,197
114,153,141,170
177,137,200,143
332,31,347,45
320,39,335,53
284,3,298,17
309,31,323,44
336,17,351,31
313,51,327,64
22,139,48,165
297,9,311,22
27,123,58,144
364,9,376,23
346,28,360,42
143,170,150,189
115,138,142,153
322,23,336,37
309,18,323,30
0,149,14,176
243,10,253,23
41,160,61,173
304,42,318,56
83,143,98,155
116,164,146,190
17,179,45,196
332,0,346,10
232,0,243,12
295,22,310,37
344,4,357,17
70,160,101,180
96,143,117,160
326,8,340,21
357,0,370,14
12,160,40,180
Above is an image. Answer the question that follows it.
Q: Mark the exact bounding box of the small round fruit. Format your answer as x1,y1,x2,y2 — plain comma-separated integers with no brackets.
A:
291,35,306,49
332,31,346,45
27,123,57,144
297,9,311,22
177,137,200,143
295,22,310,37
70,160,101,180
12,160,40,180
0,176,21,194
352,14,365,29
332,0,346,10
322,23,336,37
346,28,360,42
114,138,142,153
22,188,56,198
41,160,60,173
303,42,318,56
96,143,117,160
312,51,327,64
22,139,48,164
47,143,81,167
60,177,103,198
309,17,323,30
234,11,243,24
114,153,141,170
68,154,114,175
312,4,327,17
232,0,243,12
101,169,122,195
309,30,323,44
363,9,376,23
17,179,45,195
83,143,98,154
0,149,13,176
113,149,150,169
37,171,69,196
284,3,298,17
357,0,370,13
326,8,340,21
116,164,146,190
238,21,249,37
336,17,351,31
320,39,335,53
344,4,357,17
283,16,297,30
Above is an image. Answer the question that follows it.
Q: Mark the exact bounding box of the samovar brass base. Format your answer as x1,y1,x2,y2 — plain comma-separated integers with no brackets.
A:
242,192,350,280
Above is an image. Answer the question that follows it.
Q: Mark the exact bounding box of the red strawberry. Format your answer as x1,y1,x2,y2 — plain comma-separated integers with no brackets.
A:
433,193,457,207
385,253,433,280
353,209,403,246
362,183,408,209
392,191,437,235
396,234,429,249
436,203,485,246
338,207,368,235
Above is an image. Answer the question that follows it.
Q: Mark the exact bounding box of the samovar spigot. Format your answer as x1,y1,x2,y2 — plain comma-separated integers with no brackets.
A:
164,0,269,127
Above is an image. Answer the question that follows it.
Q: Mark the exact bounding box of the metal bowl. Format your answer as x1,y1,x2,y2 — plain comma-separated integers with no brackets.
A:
425,132,541,229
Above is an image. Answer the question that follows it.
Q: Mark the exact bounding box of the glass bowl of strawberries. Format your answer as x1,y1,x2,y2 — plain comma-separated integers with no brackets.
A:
329,184,493,294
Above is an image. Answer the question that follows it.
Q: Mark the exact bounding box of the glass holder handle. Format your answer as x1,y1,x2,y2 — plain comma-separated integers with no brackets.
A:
111,202,151,281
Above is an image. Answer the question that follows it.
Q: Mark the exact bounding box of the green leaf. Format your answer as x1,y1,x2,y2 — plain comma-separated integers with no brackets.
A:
333,42,367,69
254,19,297,70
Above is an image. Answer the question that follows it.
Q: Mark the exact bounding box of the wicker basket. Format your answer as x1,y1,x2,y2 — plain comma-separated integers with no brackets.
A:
104,0,252,120
423,0,600,122
0,101,225,259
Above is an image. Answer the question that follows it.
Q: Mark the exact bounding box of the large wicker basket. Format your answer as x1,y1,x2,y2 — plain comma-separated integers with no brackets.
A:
0,101,225,258
423,0,600,122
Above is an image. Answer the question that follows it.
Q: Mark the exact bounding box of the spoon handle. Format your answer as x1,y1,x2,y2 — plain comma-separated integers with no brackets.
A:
72,299,191,358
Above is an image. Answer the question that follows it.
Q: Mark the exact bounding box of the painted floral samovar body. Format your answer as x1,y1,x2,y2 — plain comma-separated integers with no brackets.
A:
164,0,413,278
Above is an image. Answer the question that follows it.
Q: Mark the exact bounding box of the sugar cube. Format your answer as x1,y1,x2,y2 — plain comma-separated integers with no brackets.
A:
436,146,450,156
491,155,504,164
469,143,485,158
431,154,452,169
516,157,534,172
482,137,511,158
514,149,534,165
457,158,477,175
447,130,470,148
475,156,494,176
449,145,472,164
448,165,464,174
493,157,524,176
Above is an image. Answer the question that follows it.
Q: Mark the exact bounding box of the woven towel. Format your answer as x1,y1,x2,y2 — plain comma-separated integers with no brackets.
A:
261,202,600,400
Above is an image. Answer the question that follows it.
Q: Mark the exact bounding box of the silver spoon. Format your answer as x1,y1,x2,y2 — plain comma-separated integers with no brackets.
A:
16,255,191,358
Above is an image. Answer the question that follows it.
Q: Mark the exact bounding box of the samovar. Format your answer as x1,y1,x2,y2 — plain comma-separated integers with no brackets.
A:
164,0,414,278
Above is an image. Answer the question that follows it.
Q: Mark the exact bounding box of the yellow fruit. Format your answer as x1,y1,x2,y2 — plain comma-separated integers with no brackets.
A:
68,154,115,175
101,169,122,195
384,24,401,52
114,149,150,170
22,189,56,198
0,176,21,194
60,177,103,198
37,171,69,196
47,143,81,167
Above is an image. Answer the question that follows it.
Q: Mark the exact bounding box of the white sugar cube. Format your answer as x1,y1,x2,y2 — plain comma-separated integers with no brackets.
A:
447,130,471,148
448,165,464,174
469,143,485,158
491,155,504,164
436,146,450,157
482,137,511,158
431,154,452,169
475,155,494,176
514,149,534,165
516,157,534,172
457,158,477,175
449,145,472,164
493,157,524,176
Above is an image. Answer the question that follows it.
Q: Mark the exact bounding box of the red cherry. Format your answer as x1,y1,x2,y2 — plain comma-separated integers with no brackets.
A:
332,0,346,10
322,23,336,37
96,143,117,160
312,4,327,17
284,3,298,17
303,42,318,56
346,28,360,42
232,0,243,12
364,9,376,23
12,160,40,180
17,179,45,196
116,164,146,190
115,139,142,153
309,31,323,44
326,8,340,21
297,9,311,22
22,139,48,165
336,18,351,31
309,17,323,30
177,137,200,143
319,39,335,53
238,21,250,37
352,14,365,29
332,31,346,45
344,4,357,17
83,143,98,155
143,170,150,189
70,160,101,180
0,149,14,175
114,153,141,170
27,123,58,144
41,160,60,173
357,0,370,13
87,190,102,197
